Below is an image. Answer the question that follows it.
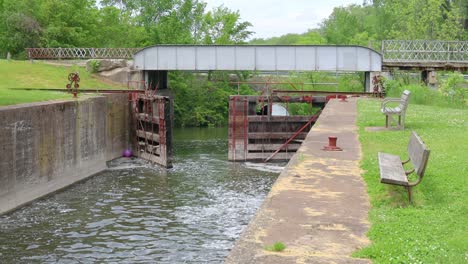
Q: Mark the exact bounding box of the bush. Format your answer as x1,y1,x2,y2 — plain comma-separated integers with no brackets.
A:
439,72,466,106
384,73,466,109
88,59,100,73
170,72,257,127
338,73,363,92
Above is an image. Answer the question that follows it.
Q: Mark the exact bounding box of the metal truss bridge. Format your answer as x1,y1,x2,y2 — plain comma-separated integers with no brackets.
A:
25,40,468,71
381,40,467,71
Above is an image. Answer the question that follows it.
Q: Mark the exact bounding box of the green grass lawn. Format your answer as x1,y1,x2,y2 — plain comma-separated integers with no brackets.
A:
355,99,467,263
0,60,124,106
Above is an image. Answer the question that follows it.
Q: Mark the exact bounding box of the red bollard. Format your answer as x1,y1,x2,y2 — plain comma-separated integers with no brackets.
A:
322,136,343,151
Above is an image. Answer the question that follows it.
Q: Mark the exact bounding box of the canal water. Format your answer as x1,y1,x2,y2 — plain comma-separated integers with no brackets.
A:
0,128,283,263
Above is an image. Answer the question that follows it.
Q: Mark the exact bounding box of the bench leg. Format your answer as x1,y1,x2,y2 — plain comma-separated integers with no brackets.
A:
406,186,413,203
401,115,405,130
385,115,389,128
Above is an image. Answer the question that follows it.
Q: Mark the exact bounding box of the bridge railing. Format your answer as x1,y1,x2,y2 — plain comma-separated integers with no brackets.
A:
25,48,142,60
382,40,467,63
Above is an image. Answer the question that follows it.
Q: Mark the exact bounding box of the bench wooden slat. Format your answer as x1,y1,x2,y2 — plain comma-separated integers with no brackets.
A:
408,131,431,176
389,107,401,113
378,152,408,186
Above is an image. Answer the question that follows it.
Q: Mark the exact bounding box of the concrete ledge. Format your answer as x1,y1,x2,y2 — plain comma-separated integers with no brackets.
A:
226,98,370,263
0,94,130,214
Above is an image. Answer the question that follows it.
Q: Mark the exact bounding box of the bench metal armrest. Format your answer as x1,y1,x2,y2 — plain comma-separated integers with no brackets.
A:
381,98,403,109
407,174,424,187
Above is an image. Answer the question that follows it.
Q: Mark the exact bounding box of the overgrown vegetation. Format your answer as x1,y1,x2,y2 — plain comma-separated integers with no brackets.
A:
170,72,257,127
0,60,124,106
384,72,466,109
355,99,467,263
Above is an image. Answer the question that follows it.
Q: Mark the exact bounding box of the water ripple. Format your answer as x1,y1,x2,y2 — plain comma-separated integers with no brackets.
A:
0,128,279,263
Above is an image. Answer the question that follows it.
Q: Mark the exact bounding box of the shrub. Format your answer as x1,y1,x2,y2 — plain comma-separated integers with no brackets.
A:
338,73,363,92
439,72,465,106
384,72,466,109
88,59,100,73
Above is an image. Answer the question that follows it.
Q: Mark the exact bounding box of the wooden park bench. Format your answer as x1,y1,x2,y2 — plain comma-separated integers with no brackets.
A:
381,90,410,129
378,131,430,202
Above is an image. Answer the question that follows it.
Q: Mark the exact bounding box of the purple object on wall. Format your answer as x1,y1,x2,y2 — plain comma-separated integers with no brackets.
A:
123,149,133,157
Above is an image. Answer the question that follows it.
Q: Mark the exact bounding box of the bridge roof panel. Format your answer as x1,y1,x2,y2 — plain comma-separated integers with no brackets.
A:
133,45,382,72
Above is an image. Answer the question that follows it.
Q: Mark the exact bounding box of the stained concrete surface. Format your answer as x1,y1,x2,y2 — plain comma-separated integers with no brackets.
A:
226,98,371,263
0,94,130,214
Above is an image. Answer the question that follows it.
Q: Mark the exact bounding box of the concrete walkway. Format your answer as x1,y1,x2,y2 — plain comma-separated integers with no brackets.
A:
226,98,371,264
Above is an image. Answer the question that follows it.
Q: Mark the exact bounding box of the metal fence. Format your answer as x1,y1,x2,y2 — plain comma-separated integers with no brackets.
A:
382,40,468,63
25,48,142,60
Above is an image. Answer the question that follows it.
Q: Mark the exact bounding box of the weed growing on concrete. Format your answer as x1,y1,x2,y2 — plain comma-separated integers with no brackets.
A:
298,153,305,163
265,242,286,252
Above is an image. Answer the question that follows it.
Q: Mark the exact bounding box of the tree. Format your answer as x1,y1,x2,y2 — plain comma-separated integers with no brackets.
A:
0,0,43,56
201,6,252,44
370,0,464,40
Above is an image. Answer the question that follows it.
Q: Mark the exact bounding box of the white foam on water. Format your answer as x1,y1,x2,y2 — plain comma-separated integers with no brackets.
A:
106,157,162,171
106,165,148,171
243,162,285,173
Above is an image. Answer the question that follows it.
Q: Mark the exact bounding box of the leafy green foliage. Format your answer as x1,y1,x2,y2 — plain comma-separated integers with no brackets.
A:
338,73,364,92
0,0,253,56
384,75,467,109
252,0,466,45
251,30,325,45
439,72,466,105
169,71,256,127
202,6,252,44
354,99,467,263
88,59,100,73
287,103,320,116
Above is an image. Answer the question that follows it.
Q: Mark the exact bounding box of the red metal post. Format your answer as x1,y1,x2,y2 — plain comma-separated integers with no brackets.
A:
322,136,343,151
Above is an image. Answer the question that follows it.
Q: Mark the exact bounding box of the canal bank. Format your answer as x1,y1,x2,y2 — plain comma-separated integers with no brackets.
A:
0,94,130,214
226,98,371,263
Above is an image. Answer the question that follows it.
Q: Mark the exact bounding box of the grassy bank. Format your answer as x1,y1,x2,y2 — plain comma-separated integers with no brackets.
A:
0,60,124,106
355,99,467,263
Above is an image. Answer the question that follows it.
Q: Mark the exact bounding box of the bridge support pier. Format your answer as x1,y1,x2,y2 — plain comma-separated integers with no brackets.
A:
364,72,371,92
421,70,438,89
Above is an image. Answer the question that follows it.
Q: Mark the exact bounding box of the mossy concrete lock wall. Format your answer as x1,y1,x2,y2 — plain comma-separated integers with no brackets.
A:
0,94,131,215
